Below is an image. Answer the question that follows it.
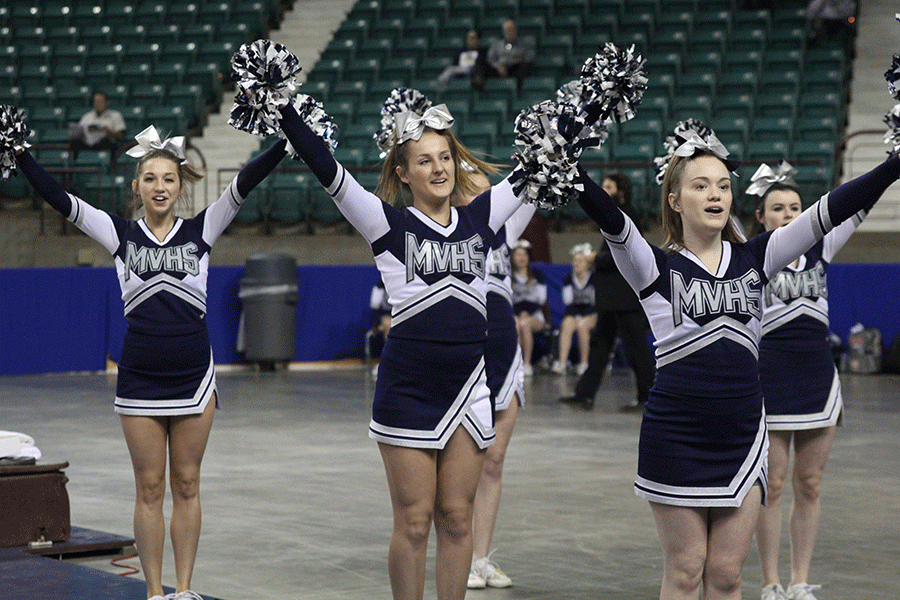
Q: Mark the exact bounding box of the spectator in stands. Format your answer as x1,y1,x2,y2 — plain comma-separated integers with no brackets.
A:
69,91,126,157
437,28,488,91
559,173,655,410
511,240,549,376
807,0,857,46
552,243,597,376
473,19,534,92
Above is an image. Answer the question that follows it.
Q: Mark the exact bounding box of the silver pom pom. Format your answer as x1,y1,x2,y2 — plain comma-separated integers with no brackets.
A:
555,79,610,150
579,43,648,123
886,54,900,101
0,106,31,180
374,87,433,157
282,94,339,159
229,39,302,136
883,103,900,153
510,100,593,209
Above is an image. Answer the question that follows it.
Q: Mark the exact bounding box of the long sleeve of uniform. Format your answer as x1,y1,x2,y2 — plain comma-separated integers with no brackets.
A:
279,102,393,244
17,149,121,254
201,139,287,245
504,201,537,245
762,154,900,277
576,170,659,295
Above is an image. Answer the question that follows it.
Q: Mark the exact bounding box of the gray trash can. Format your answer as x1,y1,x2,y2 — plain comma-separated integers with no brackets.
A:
239,253,298,368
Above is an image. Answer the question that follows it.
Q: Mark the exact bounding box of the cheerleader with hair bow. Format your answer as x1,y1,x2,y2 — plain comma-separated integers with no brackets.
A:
749,160,878,600
1,103,288,600
569,115,899,599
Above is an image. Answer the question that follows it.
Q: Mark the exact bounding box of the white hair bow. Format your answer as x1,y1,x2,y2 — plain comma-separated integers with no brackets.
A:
745,161,798,197
394,104,454,144
569,242,593,256
673,130,731,162
125,125,187,162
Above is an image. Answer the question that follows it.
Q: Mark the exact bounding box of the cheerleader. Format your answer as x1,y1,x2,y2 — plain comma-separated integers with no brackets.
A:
6,110,287,600
572,122,899,599
510,240,549,376
271,83,530,598
552,242,597,375
455,170,535,589
748,163,875,600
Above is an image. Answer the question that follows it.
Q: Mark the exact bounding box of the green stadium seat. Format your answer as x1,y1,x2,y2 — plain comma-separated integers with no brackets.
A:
302,80,331,102
182,23,216,43
348,0,382,22
795,116,839,142
328,101,356,127
745,140,789,162
718,70,758,97
613,141,654,163
323,38,358,63
146,24,181,45
392,35,426,62
752,116,793,142
793,140,836,161
30,106,67,129
654,30,689,56
798,92,842,119
104,2,137,24
554,0,589,18
519,0,552,17
714,93,754,120
343,58,381,85
145,105,186,136
168,4,200,27
117,62,154,87
131,84,167,107
713,118,750,147
366,80,407,103
330,81,368,104
542,33,575,65
405,17,440,41
381,0,416,20
310,58,346,85
679,72,716,98
443,15,478,37
687,27,727,55
755,91,797,119
724,50,762,75
471,98,509,125
334,19,368,44
71,5,105,28
729,27,767,53
333,147,366,167
371,18,405,41
47,26,80,46
645,52,681,81
359,38,393,62
533,53,567,79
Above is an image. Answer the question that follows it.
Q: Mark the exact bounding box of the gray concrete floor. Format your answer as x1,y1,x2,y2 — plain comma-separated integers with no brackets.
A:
2,366,899,599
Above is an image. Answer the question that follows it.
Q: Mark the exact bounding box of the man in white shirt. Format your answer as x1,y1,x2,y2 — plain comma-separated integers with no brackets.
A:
70,91,126,157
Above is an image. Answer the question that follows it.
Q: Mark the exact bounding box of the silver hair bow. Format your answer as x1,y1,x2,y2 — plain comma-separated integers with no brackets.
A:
745,161,798,197
394,104,454,144
569,242,594,256
125,125,187,162
673,130,731,161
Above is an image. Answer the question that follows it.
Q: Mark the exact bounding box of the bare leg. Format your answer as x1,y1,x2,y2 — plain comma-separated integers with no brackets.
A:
704,486,762,600
515,315,534,367
557,316,576,367
789,426,835,587
120,414,169,599
434,427,486,600
575,315,596,370
650,502,707,600
168,398,215,593
378,443,438,600
757,430,792,587
472,399,520,559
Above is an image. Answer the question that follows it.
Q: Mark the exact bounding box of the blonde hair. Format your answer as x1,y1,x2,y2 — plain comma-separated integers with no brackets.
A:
131,148,203,214
659,151,742,251
375,127,502,206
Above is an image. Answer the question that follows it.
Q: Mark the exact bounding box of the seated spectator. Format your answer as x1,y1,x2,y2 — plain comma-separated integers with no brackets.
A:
552,243,596,376
473,19,534,92
511,240,549,376
69,91,126,157
807,0,857,46
437,28,488,90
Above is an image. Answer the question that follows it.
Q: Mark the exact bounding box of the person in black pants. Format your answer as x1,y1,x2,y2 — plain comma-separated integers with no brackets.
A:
559,173,655,411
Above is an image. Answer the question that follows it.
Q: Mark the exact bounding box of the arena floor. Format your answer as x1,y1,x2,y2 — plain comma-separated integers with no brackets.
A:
1,365,898,599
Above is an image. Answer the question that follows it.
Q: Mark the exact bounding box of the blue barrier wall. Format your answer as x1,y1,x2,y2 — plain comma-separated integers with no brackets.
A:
1,264,897,376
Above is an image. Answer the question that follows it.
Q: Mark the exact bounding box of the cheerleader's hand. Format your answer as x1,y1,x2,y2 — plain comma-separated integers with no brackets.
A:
0,105,31,179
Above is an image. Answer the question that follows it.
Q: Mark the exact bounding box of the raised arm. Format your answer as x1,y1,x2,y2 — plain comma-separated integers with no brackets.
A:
202,139,288,244
278,102,392,243
764,154,900,276
575,169,660,294
16,149,120,253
